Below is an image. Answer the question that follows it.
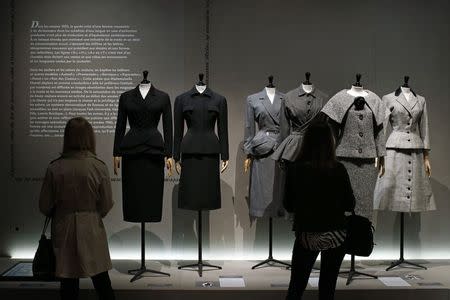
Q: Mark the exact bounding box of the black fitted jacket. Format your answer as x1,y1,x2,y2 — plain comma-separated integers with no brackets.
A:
113,85,173,157
173,87,229,162
284,161,355,232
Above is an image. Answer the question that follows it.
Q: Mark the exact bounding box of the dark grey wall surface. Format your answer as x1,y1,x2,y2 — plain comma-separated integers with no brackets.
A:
0,0,449,260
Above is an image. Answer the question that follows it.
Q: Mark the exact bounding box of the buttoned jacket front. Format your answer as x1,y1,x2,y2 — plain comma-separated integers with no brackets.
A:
113,85,173,157
321,89,386,158
382,90,430,150
244,89,285,157
173,87,229,162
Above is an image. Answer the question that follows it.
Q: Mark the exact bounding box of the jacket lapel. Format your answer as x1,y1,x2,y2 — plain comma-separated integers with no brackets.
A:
260,89,279,123
408,93,419,110
395,93,413,115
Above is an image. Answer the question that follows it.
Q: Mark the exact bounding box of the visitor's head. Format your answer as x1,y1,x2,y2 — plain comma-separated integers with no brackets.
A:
297,119,336,168
62,117,96,155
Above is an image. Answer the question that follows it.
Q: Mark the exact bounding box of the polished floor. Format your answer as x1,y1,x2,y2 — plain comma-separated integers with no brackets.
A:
1,258,450,299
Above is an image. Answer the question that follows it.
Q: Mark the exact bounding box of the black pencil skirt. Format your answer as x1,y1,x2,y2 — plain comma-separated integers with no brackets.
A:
121,154,165,222
178,153,221,211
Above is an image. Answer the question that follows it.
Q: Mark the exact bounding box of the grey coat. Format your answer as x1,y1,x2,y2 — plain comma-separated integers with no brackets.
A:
382,91,430,150
244,89,285,217
322,89,386,158
271,86,328,162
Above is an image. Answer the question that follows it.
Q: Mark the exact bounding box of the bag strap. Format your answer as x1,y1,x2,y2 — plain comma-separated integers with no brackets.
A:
41,217,51,236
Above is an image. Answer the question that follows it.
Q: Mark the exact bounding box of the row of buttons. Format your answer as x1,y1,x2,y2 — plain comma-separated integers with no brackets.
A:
406,159,413,199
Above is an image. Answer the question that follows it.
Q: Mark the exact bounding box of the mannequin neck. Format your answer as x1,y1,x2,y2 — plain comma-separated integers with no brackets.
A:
265,87,276,103
196,84,207,94
347,85,368,97
401,86,412,101
302,83,314,94
139,83,151,99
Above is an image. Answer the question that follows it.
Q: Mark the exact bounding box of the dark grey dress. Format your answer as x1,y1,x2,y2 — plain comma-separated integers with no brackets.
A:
272,85,328,162
322,89,386,221
244,89,285,217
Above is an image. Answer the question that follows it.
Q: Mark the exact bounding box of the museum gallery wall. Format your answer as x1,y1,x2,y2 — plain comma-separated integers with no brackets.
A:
0,0,449,260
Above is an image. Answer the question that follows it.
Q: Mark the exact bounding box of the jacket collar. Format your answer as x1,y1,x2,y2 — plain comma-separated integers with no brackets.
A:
258,88,282,123
189,86,212,97
135,84,156,99
394,90,418,114
298,85,316,98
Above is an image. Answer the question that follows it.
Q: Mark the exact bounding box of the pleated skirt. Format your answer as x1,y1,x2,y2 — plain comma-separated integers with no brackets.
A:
178,153,221,210
122,154,165,222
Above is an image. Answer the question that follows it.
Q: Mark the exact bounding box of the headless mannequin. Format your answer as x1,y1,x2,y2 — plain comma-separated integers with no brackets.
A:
302,83,314,94
175,73,229,175
113,71,174,177
347,85,369,97
401,86,412,102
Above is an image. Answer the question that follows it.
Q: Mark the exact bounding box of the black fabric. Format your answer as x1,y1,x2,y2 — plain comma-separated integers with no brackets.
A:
345,213,375,256
173,87,229,161
284,162,355,232
121,154,165,222
178,153,220,210
32,217,55,279
60,271,115,300
286,238,346,300
113,85,172,157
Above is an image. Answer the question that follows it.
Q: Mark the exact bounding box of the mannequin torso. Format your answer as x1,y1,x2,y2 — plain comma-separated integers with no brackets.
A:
139,83,151,99
265,87,276,103
302,83,314,94
196,84,207,94
401,86,412,101
347,85,368,97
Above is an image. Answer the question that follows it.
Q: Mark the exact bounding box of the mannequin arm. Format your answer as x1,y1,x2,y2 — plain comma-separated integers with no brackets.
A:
375,156,385,177
424,150,431,177
244,157,252,173
113,156,121,175
221,160,229,173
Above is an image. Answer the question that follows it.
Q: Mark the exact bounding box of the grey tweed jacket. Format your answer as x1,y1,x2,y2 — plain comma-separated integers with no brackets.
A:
321,89,386,158
382,91,430,150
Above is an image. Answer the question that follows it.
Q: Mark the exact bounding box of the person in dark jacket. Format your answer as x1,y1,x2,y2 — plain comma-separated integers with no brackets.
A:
39,117,115,300
284,119,355,300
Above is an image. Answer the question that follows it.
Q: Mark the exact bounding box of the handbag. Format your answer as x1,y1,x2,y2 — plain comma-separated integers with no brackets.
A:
344,211,375,257
32,216,56,279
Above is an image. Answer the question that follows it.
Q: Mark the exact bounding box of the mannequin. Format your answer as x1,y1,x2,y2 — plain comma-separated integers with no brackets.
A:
321,73,386,285
243,75,289,269
176,73,229,175
301,71,314,94
113,70,174,282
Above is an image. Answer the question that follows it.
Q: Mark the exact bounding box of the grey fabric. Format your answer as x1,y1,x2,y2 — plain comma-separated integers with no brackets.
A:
322,90,386,158
382,92,430,150
272,86,328,162
340,158,378,221
374,149,435,212
244,89,285,217
322,89,385,127
249,154,284,217
243,89,284,156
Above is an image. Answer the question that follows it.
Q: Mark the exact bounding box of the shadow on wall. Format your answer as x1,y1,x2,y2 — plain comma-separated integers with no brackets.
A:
209,179,235,257
171,184,208,258
108,224,170,272
375,178,450,258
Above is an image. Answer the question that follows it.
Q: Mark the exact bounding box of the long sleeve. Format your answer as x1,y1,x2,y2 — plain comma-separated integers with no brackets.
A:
113,94,127,157
218,97,229,160
374,122,386,157
243,96,255,156
97,165,114,218
339,164,356,212
173,95,184,162
39,167,54,217
278,99,291,145
419,99,431,150
162,95,173,157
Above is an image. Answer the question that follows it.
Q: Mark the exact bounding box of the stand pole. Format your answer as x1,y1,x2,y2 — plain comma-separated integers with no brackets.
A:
252,217,291,269
178,211,222,277
339,254,377,285
386,212,427,271
128,222,170,282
